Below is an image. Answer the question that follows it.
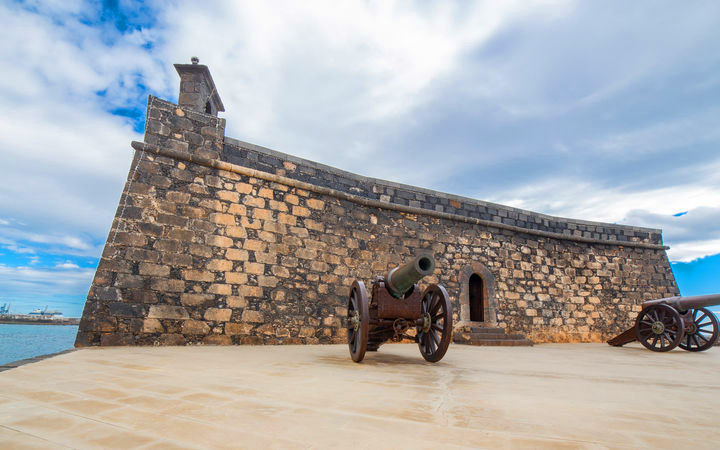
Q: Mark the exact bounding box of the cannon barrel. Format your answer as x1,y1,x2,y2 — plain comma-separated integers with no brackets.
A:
643,293,720,311
385,255,435,298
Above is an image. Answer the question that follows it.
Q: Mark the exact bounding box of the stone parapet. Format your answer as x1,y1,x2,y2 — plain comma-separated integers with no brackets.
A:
223,137,663,246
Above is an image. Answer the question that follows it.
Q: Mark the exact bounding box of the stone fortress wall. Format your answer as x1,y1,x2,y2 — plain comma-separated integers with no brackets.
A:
75,62,679,347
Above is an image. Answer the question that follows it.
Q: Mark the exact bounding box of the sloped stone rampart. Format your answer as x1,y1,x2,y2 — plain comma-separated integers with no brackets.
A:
76,96,678,346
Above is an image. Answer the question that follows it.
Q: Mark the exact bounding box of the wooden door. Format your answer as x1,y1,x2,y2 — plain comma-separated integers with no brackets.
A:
469,274,484,322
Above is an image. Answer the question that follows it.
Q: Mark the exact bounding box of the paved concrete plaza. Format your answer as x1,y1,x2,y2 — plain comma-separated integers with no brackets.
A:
0,343,718,448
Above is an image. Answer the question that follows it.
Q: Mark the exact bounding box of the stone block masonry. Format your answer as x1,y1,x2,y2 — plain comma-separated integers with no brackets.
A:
76,63,678,347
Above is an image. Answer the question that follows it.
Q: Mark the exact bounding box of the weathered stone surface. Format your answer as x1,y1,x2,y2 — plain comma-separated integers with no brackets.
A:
204,308,232,322
142,318,164,333
109,302,144,318
150,278,185,292
225,272,248,284
225,322,254,335
241,310,265,323
157,334,186,346
139,263,170,277
100,333,134,346
182,270,214,282
207,259,233,272
181,293,214,307
182,320,210,335
226,296,246,308
147,305,189,320
203,335,232,345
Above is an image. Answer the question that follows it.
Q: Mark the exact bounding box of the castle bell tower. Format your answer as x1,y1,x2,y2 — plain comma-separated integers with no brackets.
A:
174,57,225,116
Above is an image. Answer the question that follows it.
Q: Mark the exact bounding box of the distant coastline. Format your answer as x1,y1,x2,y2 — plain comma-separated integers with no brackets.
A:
0,316,80,325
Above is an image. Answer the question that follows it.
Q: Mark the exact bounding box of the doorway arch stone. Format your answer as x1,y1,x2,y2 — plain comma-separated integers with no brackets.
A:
458,262,498,325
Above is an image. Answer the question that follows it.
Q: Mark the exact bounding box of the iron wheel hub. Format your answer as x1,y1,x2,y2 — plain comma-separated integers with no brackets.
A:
421,312,432,333
651,321,665,335
350,310,360,331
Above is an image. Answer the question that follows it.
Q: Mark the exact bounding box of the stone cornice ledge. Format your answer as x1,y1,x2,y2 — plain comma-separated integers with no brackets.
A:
131,141,670,251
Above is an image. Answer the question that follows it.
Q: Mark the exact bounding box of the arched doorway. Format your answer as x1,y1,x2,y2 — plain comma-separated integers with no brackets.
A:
458,262,498,325
469,274,484,322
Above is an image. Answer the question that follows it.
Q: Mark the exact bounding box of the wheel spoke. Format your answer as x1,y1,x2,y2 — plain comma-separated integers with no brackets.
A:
431,323,443,332
427,292,436,309
430,297,442,315
693,334,701,348
431,329,440,347
698,330,713,338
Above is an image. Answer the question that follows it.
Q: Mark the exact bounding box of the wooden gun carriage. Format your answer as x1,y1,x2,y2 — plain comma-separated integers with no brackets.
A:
608,294,720,352
347,255,452,363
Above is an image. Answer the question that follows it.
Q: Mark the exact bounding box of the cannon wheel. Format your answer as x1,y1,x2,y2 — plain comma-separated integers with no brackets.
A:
418,284,453,363
347,280,369,362
679,307,719,352
635,304,684,352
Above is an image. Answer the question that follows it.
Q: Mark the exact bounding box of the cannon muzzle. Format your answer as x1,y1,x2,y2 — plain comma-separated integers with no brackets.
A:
385,255,435,298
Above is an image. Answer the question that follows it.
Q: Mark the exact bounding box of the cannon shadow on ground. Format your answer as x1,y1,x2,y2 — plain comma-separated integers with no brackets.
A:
315,348,439,367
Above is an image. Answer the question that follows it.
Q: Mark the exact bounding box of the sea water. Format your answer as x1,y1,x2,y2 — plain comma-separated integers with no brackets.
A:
0,324,78,366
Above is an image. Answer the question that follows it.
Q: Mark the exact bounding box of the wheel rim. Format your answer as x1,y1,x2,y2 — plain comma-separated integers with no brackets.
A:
636,304,684,352
679,307,719,352
417,284,452,363
347,280,369,362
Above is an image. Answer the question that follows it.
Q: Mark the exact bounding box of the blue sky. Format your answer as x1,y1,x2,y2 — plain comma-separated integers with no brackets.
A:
1,0,719,317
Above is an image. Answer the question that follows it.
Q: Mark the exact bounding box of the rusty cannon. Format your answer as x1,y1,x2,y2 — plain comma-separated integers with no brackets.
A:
608,294,720,352
346,255,453,363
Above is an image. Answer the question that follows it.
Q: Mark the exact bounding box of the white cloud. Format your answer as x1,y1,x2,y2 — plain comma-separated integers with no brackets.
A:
158,0,573,161
0,2,158,246
0,264,94,295
0,223,98,256
56,261,80,269
590,108,720,158
490,174,720,262
624,207,720,262
662,240,720,264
